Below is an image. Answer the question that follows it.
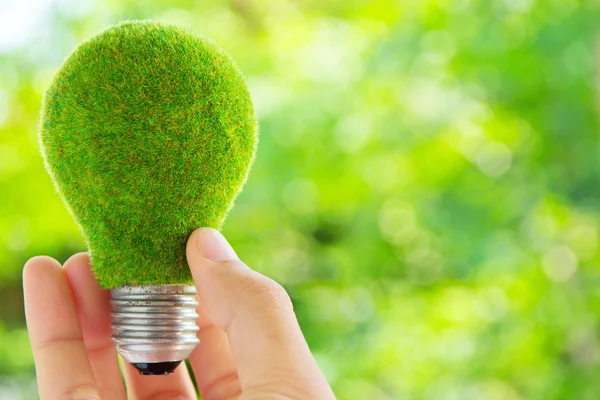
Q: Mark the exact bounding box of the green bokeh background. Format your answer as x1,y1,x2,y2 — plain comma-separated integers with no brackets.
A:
1,0,600,398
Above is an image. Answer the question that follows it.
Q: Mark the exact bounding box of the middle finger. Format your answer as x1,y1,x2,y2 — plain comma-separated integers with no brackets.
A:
188,301,241,400
64,253,126,400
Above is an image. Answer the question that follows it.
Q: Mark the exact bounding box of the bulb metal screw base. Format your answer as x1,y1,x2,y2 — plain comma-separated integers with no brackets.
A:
110,284,200,375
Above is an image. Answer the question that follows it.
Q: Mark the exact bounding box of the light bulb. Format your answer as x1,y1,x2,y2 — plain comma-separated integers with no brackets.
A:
38,21,258,374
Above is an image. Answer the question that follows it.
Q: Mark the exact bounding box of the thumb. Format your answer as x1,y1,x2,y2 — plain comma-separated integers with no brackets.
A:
186,228,334,399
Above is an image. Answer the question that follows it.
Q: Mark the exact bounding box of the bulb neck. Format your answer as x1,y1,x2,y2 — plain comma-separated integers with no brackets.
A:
110,284,199,375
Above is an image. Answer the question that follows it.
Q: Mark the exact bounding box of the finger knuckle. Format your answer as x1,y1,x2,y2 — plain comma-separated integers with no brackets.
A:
36,335,83,351
58,384,101,400
148,391,195,400
202,371,242,400
237,273,293,311
243,376,328,400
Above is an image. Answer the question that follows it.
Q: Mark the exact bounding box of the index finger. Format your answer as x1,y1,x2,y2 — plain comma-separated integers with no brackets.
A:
23,256,100,400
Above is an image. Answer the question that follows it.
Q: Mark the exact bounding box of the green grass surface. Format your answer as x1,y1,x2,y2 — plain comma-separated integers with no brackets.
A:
39,21,257,288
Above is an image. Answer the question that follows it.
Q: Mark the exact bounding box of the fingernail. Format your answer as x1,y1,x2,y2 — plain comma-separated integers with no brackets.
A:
195,228,238,261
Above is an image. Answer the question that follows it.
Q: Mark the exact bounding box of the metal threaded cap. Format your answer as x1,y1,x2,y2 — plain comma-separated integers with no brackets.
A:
110,284,200,375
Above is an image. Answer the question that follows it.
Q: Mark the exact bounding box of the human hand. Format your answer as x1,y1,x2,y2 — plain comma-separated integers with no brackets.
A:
23,228,335,399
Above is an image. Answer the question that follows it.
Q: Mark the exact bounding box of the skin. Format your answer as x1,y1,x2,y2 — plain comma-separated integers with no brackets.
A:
23,228,335,400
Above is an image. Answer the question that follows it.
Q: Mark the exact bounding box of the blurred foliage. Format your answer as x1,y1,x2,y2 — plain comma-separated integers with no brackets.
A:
2,0,600,398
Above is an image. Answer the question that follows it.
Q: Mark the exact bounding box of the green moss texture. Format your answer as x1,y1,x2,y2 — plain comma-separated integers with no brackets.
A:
39,21,257,288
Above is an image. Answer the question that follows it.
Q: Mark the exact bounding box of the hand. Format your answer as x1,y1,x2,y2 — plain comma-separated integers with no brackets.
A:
23,228,335,399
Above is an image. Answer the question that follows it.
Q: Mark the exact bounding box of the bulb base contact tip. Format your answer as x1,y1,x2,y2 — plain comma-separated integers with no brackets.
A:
110,284,200,375
131,361,183,375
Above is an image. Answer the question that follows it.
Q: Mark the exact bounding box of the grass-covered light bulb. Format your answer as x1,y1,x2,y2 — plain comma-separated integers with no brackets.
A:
38,21,258,375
